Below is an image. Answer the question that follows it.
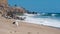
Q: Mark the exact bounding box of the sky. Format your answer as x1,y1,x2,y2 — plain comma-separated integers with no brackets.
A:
8,0,60,13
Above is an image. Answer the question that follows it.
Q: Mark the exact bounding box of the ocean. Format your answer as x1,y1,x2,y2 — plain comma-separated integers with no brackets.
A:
23,13,60,28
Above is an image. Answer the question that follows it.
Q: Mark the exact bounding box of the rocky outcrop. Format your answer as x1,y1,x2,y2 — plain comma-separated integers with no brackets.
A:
0,0,26,19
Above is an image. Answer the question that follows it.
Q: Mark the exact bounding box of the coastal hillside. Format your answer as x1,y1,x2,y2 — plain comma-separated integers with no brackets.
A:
0,0,26,19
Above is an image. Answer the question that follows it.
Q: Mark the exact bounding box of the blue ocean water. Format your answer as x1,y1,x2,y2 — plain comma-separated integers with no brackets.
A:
34,15,60,20
35,13,60,18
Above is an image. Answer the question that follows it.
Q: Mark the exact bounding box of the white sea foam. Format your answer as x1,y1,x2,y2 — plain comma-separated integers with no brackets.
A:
37,13,41,16
51,14,56,16
23,13,60,28
24,13,36,16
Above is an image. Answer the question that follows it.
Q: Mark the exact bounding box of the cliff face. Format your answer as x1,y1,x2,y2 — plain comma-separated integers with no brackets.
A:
0,0,26,18
0,0,8,7
0,0,7,3
0,0,8,16
0,0,25,13
0,0,7,4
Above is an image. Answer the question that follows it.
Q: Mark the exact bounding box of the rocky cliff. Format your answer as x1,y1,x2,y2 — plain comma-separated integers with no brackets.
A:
0,0,26,18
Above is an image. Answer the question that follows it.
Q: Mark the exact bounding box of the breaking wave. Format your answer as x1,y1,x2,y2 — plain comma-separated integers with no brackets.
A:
23,13,60,28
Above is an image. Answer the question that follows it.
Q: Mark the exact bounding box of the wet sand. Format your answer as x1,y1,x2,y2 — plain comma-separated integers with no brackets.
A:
0,14,60,34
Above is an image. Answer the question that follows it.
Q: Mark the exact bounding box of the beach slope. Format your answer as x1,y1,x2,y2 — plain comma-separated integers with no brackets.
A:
0,15,60,34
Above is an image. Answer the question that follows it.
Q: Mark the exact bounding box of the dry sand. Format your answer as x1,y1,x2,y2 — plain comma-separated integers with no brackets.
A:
0,14,60,34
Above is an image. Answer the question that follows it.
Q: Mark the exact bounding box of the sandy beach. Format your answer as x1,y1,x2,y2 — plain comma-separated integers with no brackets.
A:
0,14,60,34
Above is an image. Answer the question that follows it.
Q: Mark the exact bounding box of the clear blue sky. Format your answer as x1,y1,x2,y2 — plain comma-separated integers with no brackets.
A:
8,0,60,13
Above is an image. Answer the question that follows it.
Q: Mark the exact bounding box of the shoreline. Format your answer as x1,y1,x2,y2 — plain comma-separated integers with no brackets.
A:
24,15,60,28
0,14,60,34
23,22,60,29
